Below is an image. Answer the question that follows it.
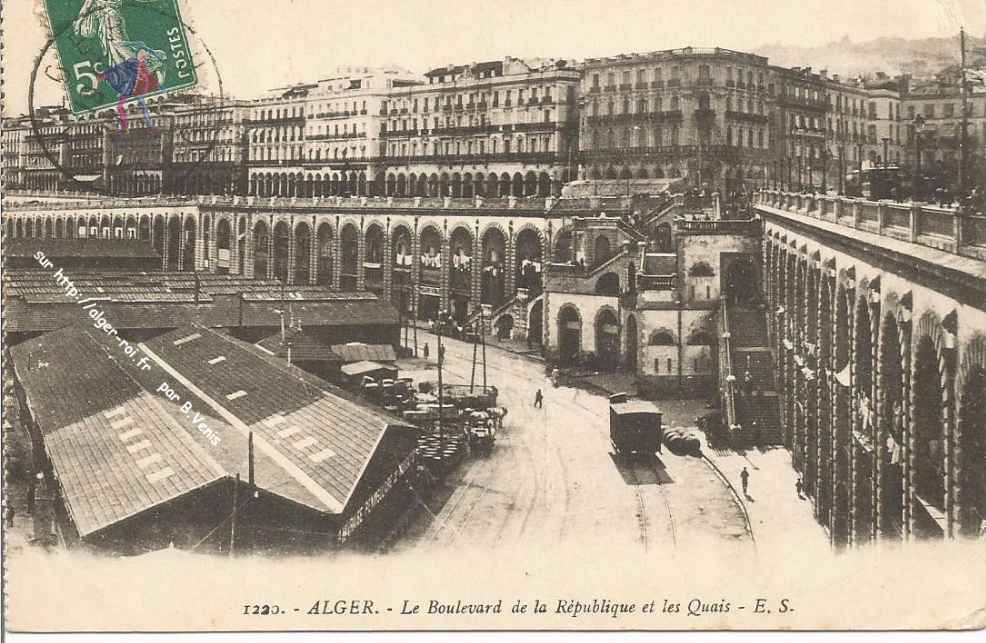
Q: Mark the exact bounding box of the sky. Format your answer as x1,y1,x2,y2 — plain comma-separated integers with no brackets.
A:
5,0,986,115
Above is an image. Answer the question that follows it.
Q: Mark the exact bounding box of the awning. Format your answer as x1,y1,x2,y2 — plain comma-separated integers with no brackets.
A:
341,360,389,377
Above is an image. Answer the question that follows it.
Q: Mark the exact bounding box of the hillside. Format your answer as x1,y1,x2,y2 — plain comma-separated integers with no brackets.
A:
753,35,986,80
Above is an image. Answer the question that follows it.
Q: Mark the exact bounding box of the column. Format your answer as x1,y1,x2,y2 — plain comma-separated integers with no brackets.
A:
161,218,170,271
356,217,366,291
505,220,516,303
244,217,255,279
383,219,393,302
440,221,450,313
309,216,318,285
470,222,482,316
411,221,421,321
286,219,296,285
332,217,342,291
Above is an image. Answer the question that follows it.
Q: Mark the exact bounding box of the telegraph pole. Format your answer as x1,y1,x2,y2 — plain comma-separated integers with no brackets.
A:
960,27,970,197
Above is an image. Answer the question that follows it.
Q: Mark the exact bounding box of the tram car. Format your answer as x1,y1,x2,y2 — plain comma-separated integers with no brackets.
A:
609,393,663,457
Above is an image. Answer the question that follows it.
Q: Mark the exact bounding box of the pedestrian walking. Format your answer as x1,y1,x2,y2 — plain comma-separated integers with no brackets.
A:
796,476,804,499
740,467,750,497
423,343,429,359
5,504,14,528
534,389,543,409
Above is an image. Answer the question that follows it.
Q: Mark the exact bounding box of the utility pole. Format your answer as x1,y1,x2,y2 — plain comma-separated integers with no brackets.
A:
229,473,239,557
960,27,970,197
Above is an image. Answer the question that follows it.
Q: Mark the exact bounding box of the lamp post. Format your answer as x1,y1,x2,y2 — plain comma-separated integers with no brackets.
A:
913,114,926,202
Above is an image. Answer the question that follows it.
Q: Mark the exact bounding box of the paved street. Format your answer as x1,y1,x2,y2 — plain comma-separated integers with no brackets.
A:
396,332,756,555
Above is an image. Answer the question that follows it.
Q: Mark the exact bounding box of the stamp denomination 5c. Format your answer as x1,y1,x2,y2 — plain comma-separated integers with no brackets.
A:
41,0,198,118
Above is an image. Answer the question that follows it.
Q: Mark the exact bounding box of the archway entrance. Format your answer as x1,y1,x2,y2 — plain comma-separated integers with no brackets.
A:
958,359,986,536
852,297,875,544
878,313,905,539
558,306,582,366
913,336,946,539
272,221,290,283
595,309,620,370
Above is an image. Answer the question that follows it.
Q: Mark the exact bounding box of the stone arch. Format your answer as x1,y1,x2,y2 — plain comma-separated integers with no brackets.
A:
528,298,544,347
515,225,545,297
553,226,574,264
448,225,474,304
911,310,953,539
832,276,855,546
595,306,620,369
138,215,151,241
852,283,878,543
557,304,582,365
595,271,621,296
215,217,232,274
181,216,196,271
340,222,360,289
294,221,312,284
315,221,334,285
363,223,385,293
876,291,908,539
271,220,291,282
481,225,507,306
649,328,677,346
957,334,986,536
253,219,269,278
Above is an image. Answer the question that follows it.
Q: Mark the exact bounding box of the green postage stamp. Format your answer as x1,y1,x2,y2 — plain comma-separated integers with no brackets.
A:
42,0,198,117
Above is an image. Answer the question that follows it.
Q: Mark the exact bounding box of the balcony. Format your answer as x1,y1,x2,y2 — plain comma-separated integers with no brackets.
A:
651,80,665,88
667,78,681,88
619,83,632,91
694,77,714,87
726,110,769,124
694,108,715,120
604,85,618,93
589,86,601,94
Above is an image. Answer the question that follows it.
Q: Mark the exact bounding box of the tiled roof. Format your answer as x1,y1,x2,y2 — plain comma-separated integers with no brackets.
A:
10,327,226,538
240,299,399,328
255,327,341,361
5,239,160,259
140,326,410,514
331,343,397,363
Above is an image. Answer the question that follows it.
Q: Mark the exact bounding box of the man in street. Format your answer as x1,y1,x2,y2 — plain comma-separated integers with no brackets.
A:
534,388,543,409
740,467,750,497
796,476,804,499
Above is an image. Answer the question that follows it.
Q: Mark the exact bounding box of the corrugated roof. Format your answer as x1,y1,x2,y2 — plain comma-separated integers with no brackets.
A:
332,343,397,363
10,327,226,538
6,239,160,259
240,299,399,328
255,327,341,361
140,326,409,514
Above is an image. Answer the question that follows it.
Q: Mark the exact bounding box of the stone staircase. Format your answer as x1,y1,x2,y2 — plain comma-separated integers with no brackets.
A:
721,304,783,446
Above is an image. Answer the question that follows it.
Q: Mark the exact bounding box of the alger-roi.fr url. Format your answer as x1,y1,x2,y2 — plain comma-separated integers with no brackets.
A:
34,250,222,446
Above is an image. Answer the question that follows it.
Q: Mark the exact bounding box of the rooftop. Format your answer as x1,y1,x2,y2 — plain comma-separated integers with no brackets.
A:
11,323,415,538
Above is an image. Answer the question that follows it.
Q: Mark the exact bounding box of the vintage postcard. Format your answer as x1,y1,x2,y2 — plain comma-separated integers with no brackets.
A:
3,0,986,634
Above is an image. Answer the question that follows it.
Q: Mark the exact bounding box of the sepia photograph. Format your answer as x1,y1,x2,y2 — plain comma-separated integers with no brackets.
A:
2,0,986,634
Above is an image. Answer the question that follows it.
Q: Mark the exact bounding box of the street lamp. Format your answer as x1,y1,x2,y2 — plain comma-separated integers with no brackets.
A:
912,114,926,202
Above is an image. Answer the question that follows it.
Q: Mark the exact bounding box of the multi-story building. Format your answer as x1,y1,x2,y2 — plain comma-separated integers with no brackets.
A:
378,57,581,198
2,116,31,190
169,97,250,196
902,82,986,191
246,66,420,198
106,114,174,195
579,47,773,195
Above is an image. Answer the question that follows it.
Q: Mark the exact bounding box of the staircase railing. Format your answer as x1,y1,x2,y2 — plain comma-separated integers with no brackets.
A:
718,298,740,434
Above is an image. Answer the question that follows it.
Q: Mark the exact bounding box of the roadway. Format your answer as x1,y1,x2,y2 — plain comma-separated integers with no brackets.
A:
395,332,753,555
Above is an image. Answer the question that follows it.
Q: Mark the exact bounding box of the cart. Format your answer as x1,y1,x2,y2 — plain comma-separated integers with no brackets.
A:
609,393,662,457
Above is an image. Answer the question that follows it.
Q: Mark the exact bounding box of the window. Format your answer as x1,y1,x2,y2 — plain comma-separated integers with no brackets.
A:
924,103,935,118
944,103,955,118
667,358,673,373
654,359,660,374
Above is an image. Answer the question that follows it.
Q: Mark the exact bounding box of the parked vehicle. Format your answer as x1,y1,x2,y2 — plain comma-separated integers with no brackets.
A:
609,393,663,457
